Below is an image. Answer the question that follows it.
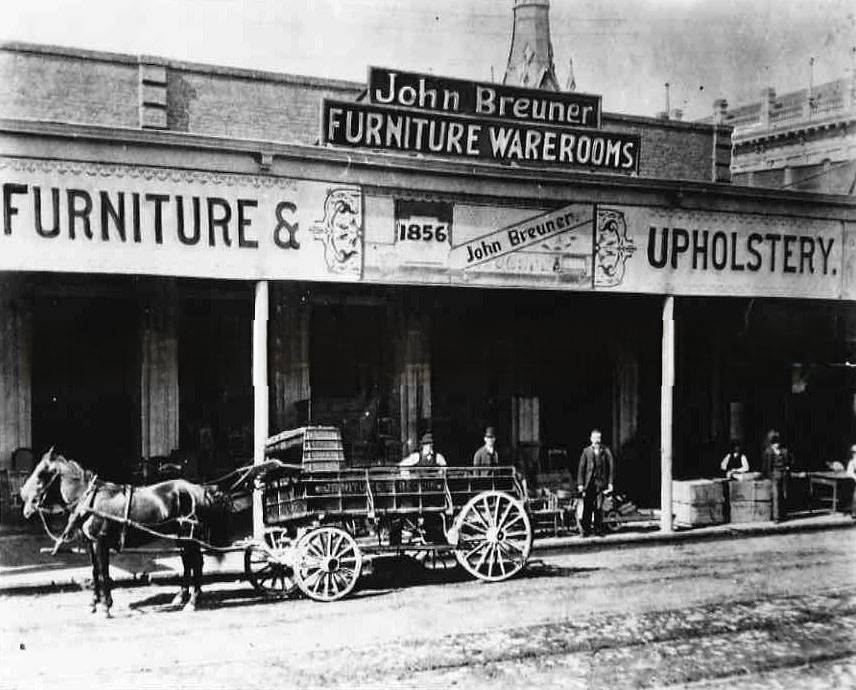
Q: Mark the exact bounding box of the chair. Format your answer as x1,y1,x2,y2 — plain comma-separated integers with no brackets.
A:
11,447,35,472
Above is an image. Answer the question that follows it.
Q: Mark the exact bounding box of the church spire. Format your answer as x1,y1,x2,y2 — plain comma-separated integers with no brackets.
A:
503,0,560,91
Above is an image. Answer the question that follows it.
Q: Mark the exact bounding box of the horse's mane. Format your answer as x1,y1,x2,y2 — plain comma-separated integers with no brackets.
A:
56,455,91,482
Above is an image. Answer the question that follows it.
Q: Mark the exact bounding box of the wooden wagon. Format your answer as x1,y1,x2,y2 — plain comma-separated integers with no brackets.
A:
243,426,533,602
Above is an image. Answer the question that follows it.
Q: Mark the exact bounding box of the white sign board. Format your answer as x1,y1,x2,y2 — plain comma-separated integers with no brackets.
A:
599,206,845,299
0,157,364,281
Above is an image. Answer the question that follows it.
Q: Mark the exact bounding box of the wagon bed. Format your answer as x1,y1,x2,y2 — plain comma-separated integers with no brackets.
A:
262,466,525,524
245,436,533,603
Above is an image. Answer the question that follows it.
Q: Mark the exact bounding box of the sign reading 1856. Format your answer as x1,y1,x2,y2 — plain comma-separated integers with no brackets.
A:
395,199,452,265
397,218,449,243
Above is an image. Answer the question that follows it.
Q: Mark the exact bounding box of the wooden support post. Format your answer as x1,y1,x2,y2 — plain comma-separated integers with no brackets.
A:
660,296,675,533
253,280,269,539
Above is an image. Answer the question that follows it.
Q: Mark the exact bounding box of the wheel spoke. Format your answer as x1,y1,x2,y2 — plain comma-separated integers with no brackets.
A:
495,547,507,576
503,514,526,530
503,539,527,553
331,533,345,558
481,497,495,527
460,520,488,535
496,542,519,567
468,506,491,531
496,500,514,529
463,540,489,561
503,529,530,539
306,540,325,559
306,569,324,593
473,542,492,572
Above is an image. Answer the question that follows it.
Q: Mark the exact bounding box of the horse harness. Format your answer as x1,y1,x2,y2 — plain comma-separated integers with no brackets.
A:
39,473,210,553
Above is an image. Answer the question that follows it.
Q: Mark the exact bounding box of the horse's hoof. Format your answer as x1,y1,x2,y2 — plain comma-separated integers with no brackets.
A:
182,600,197,612
170,591,188,608
102,607,113,619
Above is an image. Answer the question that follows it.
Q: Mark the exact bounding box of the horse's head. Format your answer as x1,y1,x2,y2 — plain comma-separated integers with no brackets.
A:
20,447,64,518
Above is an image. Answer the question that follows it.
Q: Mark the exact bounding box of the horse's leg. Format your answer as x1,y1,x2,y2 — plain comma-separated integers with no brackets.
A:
184,545,203,612
95,538,113,618
171,546,191,608
87,541,101,613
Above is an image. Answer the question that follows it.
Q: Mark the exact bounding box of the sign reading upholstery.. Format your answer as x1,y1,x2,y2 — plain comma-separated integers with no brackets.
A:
368,66,602,128
594,206,845,299
322,100,639,173
0,158,364,280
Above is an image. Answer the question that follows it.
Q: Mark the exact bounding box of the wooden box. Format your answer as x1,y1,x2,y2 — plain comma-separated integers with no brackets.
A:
729,500,772,523
729,479,772,502
674,501,725,526
672,479,725,505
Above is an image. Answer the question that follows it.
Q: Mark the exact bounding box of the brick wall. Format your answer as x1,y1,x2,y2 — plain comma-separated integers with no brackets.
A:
1,42,730,181
171,68,360,142
603,114,731,182
0,42,361,143
0,44,139,128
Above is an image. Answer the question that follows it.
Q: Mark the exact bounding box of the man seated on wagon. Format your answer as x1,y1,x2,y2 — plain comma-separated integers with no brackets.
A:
399,433,447,467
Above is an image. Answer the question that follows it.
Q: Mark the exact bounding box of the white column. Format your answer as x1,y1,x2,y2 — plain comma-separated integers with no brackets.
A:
140,281,179,459
660,296,675,532
252,280,270,539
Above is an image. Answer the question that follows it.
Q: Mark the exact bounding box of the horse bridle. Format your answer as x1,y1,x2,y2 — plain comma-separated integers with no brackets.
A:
34,468,62,513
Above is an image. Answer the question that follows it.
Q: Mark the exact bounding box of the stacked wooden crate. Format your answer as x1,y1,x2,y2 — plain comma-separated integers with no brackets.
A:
265,425,347,472
300,427,346,472
672,479,726,527
729,478,772,523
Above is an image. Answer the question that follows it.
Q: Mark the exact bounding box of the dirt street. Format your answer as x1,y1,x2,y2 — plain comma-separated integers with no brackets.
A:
1,528,854,689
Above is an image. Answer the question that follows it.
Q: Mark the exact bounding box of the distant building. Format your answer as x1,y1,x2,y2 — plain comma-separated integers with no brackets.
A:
715,77,856,195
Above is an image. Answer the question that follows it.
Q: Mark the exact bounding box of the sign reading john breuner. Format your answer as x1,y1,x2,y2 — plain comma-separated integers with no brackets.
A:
322,100,640,173
0,158,364,281
450,203,593,270
368,66,602,128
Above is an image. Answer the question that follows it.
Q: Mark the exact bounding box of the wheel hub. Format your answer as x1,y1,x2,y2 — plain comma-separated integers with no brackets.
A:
485,527,505,544
323,556,340,572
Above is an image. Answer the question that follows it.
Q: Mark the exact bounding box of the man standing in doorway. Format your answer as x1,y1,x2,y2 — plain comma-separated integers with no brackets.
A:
399,433,447,467
577,429,615,537
762,431,791,523
473,426,499,467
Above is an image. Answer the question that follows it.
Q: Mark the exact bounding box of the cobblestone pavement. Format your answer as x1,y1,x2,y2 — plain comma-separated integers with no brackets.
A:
1,528,854,689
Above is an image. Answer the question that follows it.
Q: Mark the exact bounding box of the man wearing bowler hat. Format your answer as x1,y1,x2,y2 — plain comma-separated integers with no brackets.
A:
577,428,614,537
399,432,447,467
473,426,499,467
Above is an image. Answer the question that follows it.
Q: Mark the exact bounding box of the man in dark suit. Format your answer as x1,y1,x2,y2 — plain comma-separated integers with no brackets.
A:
576,429,615,536
473,426,499,467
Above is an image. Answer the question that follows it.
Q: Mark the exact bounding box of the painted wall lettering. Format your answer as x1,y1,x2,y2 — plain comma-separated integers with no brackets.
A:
0,158,363,282
646,226,837,276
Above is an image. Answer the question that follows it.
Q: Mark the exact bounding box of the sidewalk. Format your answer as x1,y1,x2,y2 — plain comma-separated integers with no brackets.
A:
0,512,852,595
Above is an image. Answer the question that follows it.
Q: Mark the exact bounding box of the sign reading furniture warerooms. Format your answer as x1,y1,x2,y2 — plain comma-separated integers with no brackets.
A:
322,67,640,173
0,158,365,281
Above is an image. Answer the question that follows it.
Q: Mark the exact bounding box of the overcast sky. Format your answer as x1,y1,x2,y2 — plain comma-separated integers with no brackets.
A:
3,0,854,120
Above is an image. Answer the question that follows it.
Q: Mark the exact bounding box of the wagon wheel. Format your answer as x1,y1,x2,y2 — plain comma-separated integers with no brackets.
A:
604,508,622,533
294,526,363,602
453,490,532,582
244,529,297,596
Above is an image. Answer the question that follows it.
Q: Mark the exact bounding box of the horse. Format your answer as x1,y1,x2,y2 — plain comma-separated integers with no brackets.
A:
20,448,230,616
